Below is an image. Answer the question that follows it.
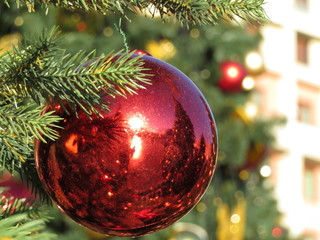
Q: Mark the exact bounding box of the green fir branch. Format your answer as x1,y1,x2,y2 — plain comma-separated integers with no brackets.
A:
0,101,63,143
1,28,151,116
5,0,268,25
210,0,269,24
0,134,29,173
0,213,55,239
0,190,55,239
18,157,52,204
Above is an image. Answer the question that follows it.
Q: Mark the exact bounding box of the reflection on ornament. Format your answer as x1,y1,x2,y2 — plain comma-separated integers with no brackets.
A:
146,39,176,60
35,53,217,237
172,222,209,240
245,51,263,71
128,116,144,131
131,135,142,159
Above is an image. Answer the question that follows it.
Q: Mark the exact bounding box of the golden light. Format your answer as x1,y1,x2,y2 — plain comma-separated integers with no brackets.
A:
245,51,263,71
245,102,258,118
128,116,144,131
242,76,255,90
146,39,176,60
131,135,142,159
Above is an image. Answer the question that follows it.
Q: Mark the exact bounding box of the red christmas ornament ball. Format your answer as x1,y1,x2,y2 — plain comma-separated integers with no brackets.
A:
35,53,218,237
218,61,246,92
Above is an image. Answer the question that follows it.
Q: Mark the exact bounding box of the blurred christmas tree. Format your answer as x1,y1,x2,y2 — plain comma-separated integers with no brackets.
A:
0,1,293,240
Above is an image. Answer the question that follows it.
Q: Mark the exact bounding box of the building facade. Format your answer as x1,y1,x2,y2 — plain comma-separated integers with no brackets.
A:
256,0,320,239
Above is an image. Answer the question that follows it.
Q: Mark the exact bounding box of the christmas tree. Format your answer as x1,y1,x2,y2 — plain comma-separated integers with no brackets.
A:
0,1,291,239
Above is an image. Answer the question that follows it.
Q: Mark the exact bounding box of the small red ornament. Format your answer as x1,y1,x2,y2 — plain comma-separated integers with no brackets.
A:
218,61,246,92
35,53,218,237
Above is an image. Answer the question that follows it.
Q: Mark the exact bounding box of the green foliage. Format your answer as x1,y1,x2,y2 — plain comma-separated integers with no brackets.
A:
1,28,151,116
0,190,55,239
5,0,268,26
0,213,56,239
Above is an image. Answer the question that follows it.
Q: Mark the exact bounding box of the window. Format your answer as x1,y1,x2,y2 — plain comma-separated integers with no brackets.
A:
297,33,309,64
295,0,308,10
303,159,319,202
297,81,319,125
297,102,312,124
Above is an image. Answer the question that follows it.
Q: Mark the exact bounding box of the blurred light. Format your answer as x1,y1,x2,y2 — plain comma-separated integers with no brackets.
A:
103,27,114,37
213,197,222,206
242,76,255,90
230,214,241,224
245,102,258,118
230,225,239,234
196,202,207,213
272,227,283,238
239,170,249,180
200,69,211,79
260,165,272,177
146,39,176,60
190,29,200,39
14,17,24,27
76,21,87,31
246,51,263,70
71,13,81,22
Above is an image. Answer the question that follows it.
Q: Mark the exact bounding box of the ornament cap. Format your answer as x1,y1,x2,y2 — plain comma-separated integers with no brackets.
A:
131,49,152,57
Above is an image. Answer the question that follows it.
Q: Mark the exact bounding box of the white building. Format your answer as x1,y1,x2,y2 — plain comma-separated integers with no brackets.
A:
255,0,320,239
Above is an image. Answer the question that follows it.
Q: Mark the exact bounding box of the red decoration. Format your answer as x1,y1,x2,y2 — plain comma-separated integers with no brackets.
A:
35,54,218,237
0,172,33,200
218,61,246,92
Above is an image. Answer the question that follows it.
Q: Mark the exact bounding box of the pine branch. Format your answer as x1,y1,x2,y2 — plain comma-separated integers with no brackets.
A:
0,98,61,175
210,0,268,24
5,0,268,26
1,28,151,116
0,100,63,143
0,190,55,239
18,157,53,204
0,213,55,239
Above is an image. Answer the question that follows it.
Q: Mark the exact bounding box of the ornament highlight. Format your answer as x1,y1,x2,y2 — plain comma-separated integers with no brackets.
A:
35,53,218,237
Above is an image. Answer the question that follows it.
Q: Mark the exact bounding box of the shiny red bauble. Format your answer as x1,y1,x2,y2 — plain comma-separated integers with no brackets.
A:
218,61,246,92
34,53,218,237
